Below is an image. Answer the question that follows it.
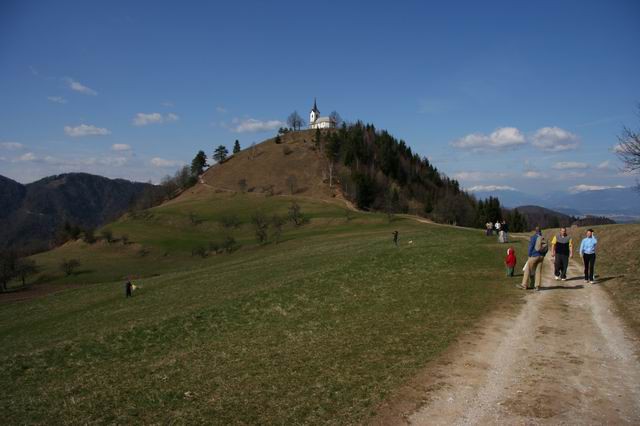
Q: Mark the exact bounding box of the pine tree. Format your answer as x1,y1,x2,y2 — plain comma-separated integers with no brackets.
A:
213,145,229,163
233,140,241,154
190,150,208,176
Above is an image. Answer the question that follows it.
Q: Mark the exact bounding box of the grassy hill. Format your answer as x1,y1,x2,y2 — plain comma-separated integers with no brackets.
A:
202,129,338,200
0,186,526,424
543,224,640,335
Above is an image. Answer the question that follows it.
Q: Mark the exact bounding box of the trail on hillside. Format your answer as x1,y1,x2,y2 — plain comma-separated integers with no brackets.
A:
374,255,640,425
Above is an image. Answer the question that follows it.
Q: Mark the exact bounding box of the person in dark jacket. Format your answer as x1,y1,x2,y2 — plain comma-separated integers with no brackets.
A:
125,279,133,298
551,227,573,281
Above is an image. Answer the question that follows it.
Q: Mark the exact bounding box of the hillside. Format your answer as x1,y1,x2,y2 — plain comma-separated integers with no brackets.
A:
0,186,523,424
202,129,336,200
0,173,160,254
513,205,575,228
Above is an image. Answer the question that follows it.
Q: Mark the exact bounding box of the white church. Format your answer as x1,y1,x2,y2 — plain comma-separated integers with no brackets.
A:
309,99,336,129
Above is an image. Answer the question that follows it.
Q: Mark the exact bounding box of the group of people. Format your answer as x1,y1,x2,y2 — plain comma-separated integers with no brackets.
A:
486,220,510,243
504,226,598,291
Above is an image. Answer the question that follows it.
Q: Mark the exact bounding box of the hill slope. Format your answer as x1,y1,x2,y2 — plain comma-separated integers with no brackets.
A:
0,173,159,253
1,186,523,424
202,129,335,199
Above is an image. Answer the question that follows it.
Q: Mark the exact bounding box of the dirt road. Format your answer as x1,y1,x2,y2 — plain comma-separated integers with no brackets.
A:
375,255,640,425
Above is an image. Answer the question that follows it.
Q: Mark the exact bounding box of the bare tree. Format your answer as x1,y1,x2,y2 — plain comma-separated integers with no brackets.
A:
287,111,305,131
329,111,343,127
286,175,297,194
617,106,640,183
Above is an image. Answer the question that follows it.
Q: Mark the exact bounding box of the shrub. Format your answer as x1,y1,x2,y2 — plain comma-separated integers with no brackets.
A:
288,201,308,226
60,258,80,276
271,215,286,243
222,236,239,253
220,214,242,229
121,234,129,245
83,228,96,244
251,211,269,244
101,229,114,243
137,247,150,257
282,145,292,155
191,246,207,258
209,241,221,254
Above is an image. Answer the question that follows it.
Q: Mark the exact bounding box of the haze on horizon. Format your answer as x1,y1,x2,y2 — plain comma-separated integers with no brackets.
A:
1,0,639,197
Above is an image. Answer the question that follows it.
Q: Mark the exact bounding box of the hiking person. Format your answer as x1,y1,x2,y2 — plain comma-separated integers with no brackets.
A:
485,222,493,236
125,279,133,298
392,230,399,247
551,227,573,281
579,228,598,283
505,247,517,277
495,221,501,235
501,220,509,243
521,227,548,291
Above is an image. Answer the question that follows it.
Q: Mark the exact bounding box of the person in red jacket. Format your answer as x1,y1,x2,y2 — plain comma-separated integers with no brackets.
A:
505,247,517,277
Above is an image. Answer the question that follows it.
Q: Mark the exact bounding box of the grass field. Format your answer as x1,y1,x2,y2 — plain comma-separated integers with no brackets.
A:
563,224,640,335
0,190,526,424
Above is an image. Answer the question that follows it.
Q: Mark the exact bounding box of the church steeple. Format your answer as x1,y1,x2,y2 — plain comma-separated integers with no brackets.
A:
310,98,320,124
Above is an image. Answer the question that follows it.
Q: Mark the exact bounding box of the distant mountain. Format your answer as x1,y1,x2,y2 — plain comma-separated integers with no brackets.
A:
0,173,160,253
473,187,640,222
512,205,575,229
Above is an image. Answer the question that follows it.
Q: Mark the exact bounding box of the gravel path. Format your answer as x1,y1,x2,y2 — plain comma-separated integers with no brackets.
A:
375,255,640,425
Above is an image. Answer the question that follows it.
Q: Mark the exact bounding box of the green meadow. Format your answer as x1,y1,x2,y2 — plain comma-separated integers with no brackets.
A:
1,192,525,424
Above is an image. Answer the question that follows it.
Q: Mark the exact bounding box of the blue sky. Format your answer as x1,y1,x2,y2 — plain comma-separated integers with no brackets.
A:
1,0,639,195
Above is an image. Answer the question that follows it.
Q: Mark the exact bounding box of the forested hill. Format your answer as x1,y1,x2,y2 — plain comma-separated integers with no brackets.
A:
323,122,479,226
0,173,161,254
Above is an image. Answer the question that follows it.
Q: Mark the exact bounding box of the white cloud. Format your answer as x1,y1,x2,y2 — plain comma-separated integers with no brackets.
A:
451,127,526,150
151,157,185,168
1,142,25,150
552,161,588,170
452,171,509,182
65,78,98,96
611,143,625,153
161,101,174,107
467,185,517,192
17,152,37,162
47,96,67,104
111,144,131,151
523,170,545,178
216,106,227,113
132,112,179,126
531,127,579,152
569,184,626,193
231,118,285,133
64,124,111,137
597,160,613,170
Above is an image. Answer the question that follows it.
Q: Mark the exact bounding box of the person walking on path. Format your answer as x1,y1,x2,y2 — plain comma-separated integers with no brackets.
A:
521,227,548,291
501,220,509,243
579,228,598,283
125,279,133,297
551,227,573,281
486,222,493,236
392,230,399,247
505,247,517,277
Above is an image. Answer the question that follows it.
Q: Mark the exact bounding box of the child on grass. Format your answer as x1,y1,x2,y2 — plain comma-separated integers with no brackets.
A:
505,247,517,277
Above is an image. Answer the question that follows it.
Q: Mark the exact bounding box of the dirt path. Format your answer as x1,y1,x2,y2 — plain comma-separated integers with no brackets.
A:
375,255,640,425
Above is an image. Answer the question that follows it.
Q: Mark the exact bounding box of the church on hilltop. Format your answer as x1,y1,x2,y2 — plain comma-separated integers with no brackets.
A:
309,99,336,129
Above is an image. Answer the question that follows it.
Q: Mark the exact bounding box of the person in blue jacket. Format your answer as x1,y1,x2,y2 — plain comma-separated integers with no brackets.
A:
579,229,598,283
521,227,547,290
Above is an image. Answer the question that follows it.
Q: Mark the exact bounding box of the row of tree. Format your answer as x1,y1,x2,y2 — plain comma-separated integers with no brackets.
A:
313,122,543,230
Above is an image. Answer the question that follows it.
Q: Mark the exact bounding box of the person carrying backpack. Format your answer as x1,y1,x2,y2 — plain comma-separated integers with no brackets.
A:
520,227,548,291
